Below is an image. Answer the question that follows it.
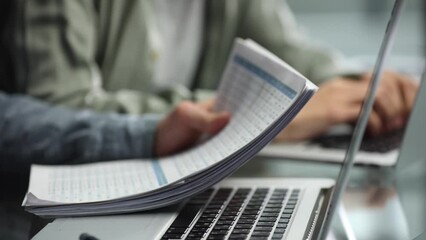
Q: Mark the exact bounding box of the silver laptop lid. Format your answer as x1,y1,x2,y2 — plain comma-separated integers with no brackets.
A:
394,69,426,238
397,69,426,169
318,0,406,238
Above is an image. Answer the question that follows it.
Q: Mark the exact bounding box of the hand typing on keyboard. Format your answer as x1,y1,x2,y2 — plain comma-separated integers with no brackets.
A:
313,127,405,153
276,71,418,142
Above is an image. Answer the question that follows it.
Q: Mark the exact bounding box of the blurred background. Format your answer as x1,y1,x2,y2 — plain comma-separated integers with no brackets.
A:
288,0,425,76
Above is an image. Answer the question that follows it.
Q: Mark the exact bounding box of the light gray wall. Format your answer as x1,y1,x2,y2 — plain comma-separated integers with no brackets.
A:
287,0,425,67
288,0,422,13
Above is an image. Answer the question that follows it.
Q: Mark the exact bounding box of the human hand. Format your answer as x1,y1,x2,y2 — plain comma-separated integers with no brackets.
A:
155,99,230,157
276,77,369,141
360,70,419,135
275,71,419,142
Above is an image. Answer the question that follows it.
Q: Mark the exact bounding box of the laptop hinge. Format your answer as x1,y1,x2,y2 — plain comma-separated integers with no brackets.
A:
304,188,333,240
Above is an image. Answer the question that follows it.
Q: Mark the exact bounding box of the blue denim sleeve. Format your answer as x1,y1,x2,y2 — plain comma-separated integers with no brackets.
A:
0,93,161,167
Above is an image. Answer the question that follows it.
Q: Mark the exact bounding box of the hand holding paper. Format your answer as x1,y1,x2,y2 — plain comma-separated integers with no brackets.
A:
155,100,230,156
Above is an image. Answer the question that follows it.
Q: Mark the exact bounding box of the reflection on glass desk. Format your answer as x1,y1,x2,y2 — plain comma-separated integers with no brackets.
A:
342,186,409,239
0,155,416,240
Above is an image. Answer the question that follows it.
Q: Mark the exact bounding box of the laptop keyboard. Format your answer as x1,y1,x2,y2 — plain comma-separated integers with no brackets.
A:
161,187,300,240
312,128,405,153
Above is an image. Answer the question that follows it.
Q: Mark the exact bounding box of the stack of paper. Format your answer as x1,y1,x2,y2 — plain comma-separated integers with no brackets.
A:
23,39,318,217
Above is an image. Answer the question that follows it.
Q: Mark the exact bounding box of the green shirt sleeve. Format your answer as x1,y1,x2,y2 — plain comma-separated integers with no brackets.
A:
18,0,171,114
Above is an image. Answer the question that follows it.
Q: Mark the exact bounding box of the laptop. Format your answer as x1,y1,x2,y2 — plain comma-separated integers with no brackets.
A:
259,126,402,166
31,0,405,239
259,8,425,168
338,72,426,240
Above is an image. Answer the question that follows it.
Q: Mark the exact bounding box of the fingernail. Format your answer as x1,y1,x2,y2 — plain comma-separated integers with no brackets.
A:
391,117,404,130
79,233,100,240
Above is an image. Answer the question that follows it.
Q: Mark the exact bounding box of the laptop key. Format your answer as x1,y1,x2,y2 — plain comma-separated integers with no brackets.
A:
207,235,227,240
256,221,275,227
285,204,295,209
237,218,256,224
232,228,251,234
276,223,287,229
165,227,186,234
261,212,279,218
228,233,249,239
198,217,215,223
239,214,258,219
251,231,270,237
274,227,286,234
254,226,273,232
161,233,183,239
167,203,204,228
209,229,229,235
234,223,253,229
187,232,205,238
258,216,277,222
282,209,293,214
263,207,281,213
212,225,230,230
272,233,284,239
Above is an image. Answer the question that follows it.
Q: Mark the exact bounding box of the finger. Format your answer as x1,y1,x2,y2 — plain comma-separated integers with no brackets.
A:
362,71,419,113
366,110,383,136
198,98,216,110
176,101,212,132
331,102,384,137
399,77,420,112
387,116,405,131
196,99,231,133
177,101,230,134
360,70,396,83
360,72,372,82
362,72,406,125
337,80,370,103
208,112,231,134
330,103,362,124
373,81,405,122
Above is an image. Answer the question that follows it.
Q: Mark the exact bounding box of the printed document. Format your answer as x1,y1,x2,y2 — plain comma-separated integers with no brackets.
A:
23,39,318,217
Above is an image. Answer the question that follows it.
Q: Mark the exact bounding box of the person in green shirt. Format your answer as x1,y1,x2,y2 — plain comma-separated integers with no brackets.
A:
10,0,418,141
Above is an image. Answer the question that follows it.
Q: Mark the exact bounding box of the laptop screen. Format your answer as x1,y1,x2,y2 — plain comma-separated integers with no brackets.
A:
318,0,407,238
394,69,426,238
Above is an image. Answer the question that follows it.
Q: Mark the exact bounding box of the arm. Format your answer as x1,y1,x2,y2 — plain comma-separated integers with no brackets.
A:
16,0,170,114
0,93,230,168
0,92,159,167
